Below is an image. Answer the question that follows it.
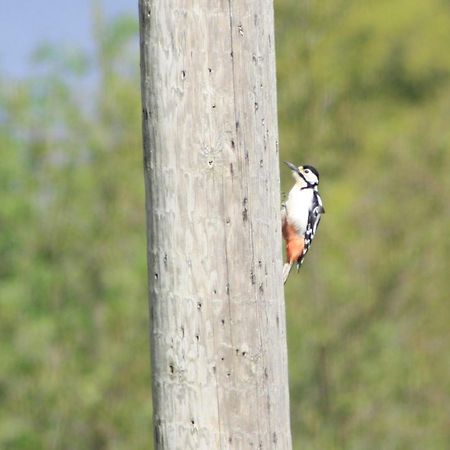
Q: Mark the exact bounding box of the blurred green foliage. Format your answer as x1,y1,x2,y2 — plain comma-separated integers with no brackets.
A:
278,1,450,449
0,12,150,450
1,1,449,449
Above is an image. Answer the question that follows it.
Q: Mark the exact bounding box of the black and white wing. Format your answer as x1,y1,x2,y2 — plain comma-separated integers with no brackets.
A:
296,191,325,269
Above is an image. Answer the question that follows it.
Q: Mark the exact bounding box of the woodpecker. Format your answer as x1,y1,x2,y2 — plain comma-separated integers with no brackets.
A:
282,161,325,283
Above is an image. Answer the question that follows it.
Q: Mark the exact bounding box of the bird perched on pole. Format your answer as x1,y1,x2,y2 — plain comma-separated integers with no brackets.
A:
282,162,325,284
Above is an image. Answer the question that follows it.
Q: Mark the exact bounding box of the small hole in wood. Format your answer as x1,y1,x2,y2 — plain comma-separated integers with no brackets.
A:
242,197,248,222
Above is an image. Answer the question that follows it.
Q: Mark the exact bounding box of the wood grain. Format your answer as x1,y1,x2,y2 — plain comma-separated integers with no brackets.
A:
139,1,292,448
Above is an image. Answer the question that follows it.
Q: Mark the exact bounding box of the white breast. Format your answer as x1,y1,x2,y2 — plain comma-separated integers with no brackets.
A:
285,186,313,235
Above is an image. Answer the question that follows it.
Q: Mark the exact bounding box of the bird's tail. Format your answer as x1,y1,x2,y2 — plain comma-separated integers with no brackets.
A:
283,262,292,284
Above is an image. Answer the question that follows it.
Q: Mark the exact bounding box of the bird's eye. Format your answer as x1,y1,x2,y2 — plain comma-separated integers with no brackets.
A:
304,169,310,174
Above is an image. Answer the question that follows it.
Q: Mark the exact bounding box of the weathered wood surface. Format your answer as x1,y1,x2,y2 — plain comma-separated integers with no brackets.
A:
139,1,292,448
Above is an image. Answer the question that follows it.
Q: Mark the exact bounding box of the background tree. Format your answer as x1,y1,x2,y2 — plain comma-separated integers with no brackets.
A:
0,13,151,450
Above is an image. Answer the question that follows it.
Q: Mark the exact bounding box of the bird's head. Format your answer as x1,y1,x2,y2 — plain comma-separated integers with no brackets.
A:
284,161,320,188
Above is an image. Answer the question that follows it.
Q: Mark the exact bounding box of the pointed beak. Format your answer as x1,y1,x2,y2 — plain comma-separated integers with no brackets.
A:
284,161,301,174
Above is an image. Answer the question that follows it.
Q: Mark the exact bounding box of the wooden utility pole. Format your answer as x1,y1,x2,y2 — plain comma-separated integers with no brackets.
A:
139,1,292,448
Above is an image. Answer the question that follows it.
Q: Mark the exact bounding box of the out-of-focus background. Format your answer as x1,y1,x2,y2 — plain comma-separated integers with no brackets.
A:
1,1,449,449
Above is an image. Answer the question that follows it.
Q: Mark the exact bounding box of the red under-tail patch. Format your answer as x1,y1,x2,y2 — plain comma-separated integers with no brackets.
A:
282,221,305,264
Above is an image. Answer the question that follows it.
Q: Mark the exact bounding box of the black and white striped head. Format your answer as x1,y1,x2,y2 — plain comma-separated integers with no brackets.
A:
284,161,320,188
